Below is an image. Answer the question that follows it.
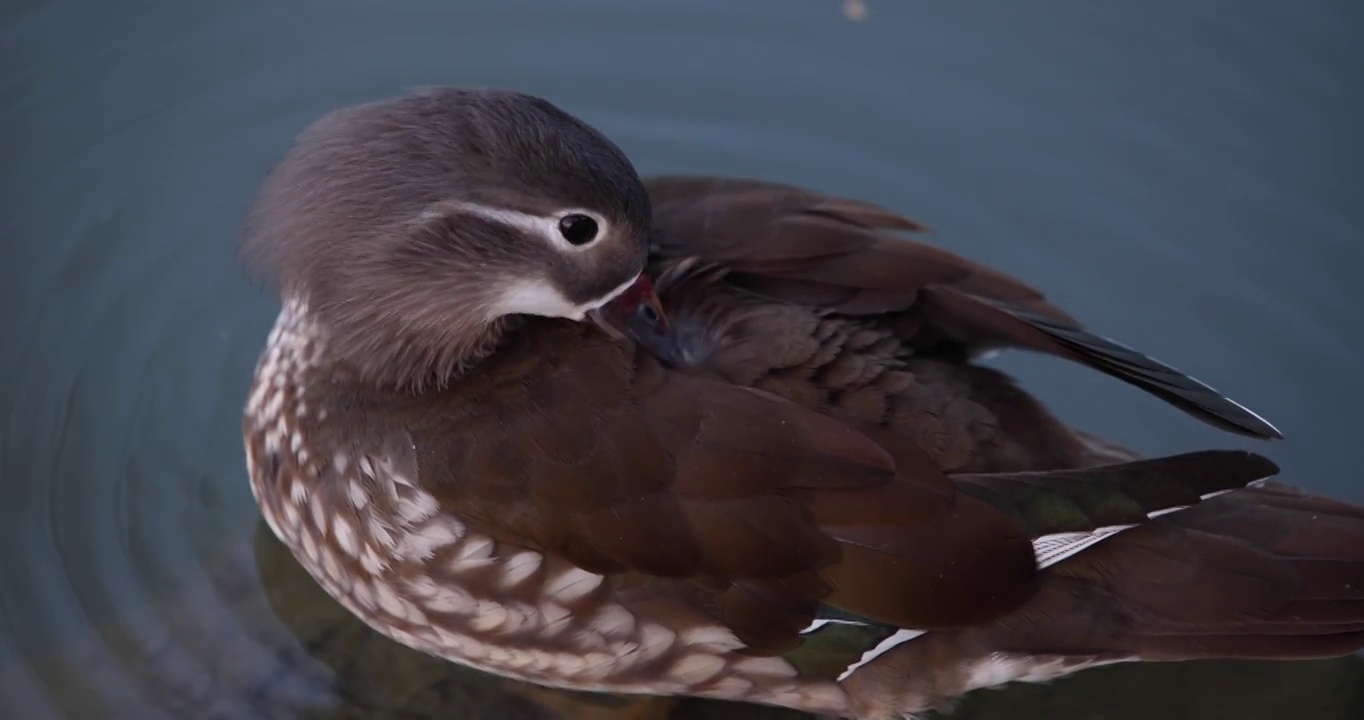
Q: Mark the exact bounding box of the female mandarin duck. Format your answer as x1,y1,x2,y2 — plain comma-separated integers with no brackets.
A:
241,87,1364,720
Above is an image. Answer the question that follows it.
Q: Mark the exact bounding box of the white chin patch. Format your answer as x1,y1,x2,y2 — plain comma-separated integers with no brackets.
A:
493,274,638,322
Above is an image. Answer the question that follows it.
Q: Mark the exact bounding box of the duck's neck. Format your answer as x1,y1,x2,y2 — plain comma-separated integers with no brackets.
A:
254,295,515,397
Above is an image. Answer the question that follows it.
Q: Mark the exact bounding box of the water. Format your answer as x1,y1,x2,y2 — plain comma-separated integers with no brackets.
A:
2,1,1361,718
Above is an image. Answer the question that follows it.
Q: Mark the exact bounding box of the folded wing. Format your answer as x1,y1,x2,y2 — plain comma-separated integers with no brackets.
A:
645,175,1280,440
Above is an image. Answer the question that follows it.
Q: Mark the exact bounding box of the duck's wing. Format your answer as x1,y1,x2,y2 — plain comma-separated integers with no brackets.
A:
411,338,1038,652
405,332,1281,661
643,175,1280,440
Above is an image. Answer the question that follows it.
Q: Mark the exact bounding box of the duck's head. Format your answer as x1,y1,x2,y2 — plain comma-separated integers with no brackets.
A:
242,87,666,390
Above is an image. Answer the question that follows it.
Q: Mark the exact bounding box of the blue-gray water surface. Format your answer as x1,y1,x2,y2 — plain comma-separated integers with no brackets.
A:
2,1,1362,718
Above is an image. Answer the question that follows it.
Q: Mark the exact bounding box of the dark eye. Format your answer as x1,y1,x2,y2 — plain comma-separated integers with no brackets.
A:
557,213,599,246
638,302,660,325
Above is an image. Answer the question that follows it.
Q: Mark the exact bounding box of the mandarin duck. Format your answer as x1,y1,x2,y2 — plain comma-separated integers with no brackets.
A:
241,87,1364,720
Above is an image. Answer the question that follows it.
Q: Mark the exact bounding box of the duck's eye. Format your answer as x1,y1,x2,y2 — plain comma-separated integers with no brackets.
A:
638,302,660,326
557,214,599,246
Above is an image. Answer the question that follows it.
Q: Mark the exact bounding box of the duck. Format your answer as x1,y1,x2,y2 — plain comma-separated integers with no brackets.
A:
240,86,1364,720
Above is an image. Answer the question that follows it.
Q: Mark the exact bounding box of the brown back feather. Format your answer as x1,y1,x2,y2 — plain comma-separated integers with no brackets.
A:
644,175,1280,440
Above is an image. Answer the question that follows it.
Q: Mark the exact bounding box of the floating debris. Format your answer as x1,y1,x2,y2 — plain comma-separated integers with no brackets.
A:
843,0,869,22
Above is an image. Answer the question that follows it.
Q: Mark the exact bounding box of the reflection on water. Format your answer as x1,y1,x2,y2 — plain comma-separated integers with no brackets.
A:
2,1,1361,718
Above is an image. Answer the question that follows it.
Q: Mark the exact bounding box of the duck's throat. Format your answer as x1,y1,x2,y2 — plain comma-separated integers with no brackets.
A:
258,294,514,394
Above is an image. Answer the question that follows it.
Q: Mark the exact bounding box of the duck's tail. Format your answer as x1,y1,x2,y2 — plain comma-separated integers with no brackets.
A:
838,468,1364,720
1019,481,1364,660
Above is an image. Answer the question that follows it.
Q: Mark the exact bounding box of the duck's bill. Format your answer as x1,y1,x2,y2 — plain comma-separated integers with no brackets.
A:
586,273,668,340
586,307,627,339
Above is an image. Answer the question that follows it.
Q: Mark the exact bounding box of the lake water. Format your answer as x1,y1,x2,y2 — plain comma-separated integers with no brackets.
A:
2,1,1361,718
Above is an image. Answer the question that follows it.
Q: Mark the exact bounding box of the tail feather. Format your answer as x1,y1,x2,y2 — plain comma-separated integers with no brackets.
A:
952,450,1280,538
919,286,1284,440
981,484,1364,661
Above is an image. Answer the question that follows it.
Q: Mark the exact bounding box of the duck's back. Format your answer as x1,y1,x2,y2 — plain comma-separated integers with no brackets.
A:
640,175,1276,473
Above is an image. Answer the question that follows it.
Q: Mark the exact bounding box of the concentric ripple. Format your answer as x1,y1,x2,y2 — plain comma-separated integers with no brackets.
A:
2,1,1362,719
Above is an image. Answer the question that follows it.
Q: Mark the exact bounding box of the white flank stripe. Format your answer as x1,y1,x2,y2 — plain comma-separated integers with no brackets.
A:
836,628,927,682
1033,477,1271,570
799,618,866,634
1033,524,1135,569
1200,487,1238,500
830,474,1275,682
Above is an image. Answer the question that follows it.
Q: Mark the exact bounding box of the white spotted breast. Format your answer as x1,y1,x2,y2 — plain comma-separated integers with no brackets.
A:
241,297,849,713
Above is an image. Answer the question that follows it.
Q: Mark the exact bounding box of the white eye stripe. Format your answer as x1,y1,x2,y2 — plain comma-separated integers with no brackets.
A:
418,200,639,323
427,202,607,252
491,272,638,322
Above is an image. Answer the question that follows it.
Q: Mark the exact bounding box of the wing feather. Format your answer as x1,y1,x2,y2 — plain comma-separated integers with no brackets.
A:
644,175,1280,439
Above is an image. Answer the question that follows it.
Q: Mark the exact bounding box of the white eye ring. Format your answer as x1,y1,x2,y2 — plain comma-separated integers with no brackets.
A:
556,212,600,247
545,209,609,251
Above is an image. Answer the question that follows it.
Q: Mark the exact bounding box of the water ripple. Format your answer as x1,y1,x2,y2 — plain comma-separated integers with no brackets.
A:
2,1,1361,719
